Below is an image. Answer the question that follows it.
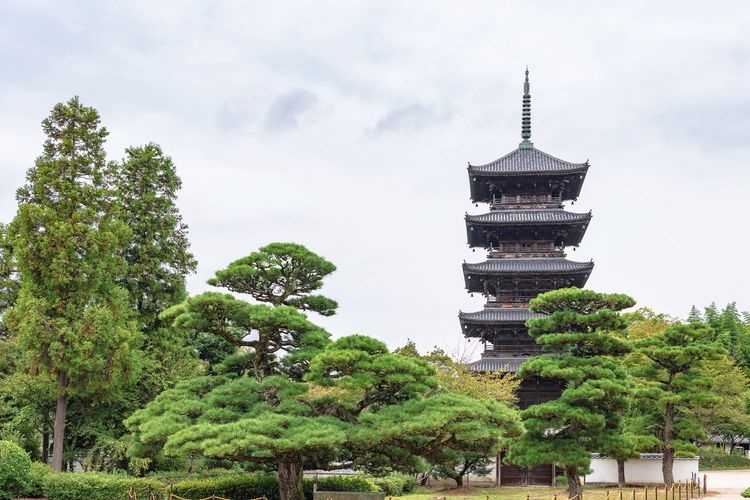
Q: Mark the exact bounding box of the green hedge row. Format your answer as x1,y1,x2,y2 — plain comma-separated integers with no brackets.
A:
37,470,414,500
699,448,750,471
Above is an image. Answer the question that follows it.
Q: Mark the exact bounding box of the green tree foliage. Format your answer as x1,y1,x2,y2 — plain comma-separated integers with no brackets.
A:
114,143,197,336
5,97,142,471
0,224,17,339
164,243,336,380
54,142,204,471
630,323,723,485
208,242,338,315
507,288,635,498
127,335,521,500
394,341,520,484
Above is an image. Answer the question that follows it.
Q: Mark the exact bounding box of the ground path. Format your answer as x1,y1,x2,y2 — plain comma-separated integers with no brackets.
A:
704,470,750,499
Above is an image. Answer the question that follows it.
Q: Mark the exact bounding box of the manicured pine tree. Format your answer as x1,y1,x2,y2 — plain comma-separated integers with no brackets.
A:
507,288,635,499
6,97,142,471
163,242,336,380
127,335,522,500
631,322,723,485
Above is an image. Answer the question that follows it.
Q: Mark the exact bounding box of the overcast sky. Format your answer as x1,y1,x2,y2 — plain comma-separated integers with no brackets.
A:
1,1,749,357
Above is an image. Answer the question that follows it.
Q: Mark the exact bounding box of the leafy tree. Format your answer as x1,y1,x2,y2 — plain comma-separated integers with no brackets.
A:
395,341,520,485
507,288,635,498
631,323,723,485
5,97,142,471
687,359,750,452
127,335,521,500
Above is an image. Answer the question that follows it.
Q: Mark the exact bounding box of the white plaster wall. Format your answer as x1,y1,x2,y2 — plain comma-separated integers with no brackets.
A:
587,457,699,484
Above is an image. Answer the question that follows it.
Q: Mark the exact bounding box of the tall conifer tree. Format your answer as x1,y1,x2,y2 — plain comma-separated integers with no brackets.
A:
7,97,141,471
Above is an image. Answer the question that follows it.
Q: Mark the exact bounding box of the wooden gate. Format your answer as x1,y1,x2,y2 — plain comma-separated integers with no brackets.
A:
499,462,554,486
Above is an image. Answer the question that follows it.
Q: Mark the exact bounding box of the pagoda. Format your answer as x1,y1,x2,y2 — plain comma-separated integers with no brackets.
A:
459,69,594,408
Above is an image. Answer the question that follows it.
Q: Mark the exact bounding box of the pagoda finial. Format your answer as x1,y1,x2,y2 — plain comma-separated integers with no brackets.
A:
520,66,533,149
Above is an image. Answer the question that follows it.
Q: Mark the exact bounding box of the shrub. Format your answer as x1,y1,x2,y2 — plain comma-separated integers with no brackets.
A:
742,486,750,498
0,440,33,500
368,474,416,495
304,475,379,497
699,448,750,471
24,462,54,497
42,472,164,500
171,473,280,500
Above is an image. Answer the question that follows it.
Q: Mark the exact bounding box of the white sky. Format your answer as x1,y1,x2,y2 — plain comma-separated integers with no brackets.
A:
1,1,749,357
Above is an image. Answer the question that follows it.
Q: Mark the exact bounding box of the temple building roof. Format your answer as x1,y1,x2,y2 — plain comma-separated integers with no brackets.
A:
459,308,545,323
468,147,589,176
466,209,591,225
463,258,594,274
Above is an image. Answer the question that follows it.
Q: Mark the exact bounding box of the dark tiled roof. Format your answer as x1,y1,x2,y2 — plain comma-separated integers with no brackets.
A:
464,258,594,274
459,309,545,323
466,209,591,225
469,147,588,175
468,356,531,373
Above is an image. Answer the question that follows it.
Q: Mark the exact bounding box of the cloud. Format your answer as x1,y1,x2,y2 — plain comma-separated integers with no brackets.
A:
371,103,450,135
262,89,317,131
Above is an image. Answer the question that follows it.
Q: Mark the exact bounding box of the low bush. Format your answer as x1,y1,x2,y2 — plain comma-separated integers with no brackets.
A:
699,448,750,470
24,462,54,497
42,472,164,500
171,473,280,500
368,473,417,495
742,486,750,498
305,475,379,497
0,440,33,500
38,470,412,499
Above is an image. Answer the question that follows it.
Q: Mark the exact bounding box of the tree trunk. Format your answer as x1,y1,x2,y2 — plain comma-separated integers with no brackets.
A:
617,458,626,487
42,431,49,463
454,474,464,487
662,401,675,486
278,454,304,500
565,466,583,499
51,372,69,472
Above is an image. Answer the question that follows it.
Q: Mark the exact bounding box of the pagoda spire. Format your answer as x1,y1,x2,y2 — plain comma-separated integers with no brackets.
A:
520,67,533,149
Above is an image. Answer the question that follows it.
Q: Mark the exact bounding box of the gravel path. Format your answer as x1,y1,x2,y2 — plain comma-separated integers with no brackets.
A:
703,470,750,499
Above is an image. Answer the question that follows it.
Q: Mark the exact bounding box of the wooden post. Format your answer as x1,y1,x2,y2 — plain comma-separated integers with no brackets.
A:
645,485,648,500
605,490,610,500
655,484,658,500
703,474,707,494
632,489,636,500
620,489,624,500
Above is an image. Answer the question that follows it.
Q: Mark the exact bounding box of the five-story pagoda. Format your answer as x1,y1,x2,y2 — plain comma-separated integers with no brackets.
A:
459,69,594,408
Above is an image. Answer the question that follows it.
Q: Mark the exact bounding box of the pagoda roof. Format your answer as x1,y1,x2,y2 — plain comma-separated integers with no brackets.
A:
468,147,588,176
459,308,545,323
463,258,594,274
466,209,591,225
468,356,530,373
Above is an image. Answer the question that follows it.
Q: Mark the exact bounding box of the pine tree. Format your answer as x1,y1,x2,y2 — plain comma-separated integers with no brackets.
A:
687,306,702,324
6,97,142,471
631,323,723,484
507,288,635,498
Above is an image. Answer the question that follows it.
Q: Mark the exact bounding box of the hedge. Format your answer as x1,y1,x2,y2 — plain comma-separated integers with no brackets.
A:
39,471,409,500
42,472,164,500
699,448,750,471
0,440,33,500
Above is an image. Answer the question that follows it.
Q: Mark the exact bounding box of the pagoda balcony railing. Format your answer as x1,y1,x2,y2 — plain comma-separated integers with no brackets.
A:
483,347,541,357
490,194,563,210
